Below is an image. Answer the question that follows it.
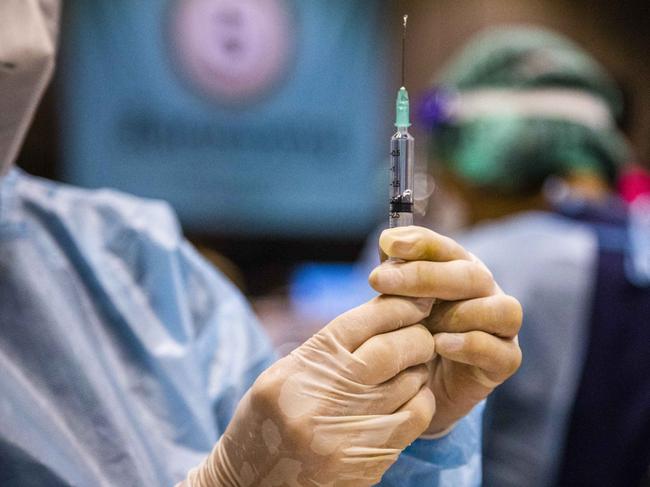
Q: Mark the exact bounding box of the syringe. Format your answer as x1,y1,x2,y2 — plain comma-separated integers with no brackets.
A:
389,15,414,228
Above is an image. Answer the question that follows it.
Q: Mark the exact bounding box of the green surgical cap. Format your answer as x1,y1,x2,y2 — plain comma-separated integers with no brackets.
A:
431,26,629,193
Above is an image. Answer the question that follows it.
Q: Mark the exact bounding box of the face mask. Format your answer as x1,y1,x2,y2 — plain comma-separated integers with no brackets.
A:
0,0,60,176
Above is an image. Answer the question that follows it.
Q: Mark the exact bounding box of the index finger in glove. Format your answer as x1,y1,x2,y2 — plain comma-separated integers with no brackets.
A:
379,226,471,262
324,295,434,352
369,259,496,300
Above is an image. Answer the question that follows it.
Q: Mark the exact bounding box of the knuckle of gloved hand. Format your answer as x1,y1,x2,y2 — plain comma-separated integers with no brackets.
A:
250,363,286,411
467,260,495,295
380,227,430,260
504,344,523,377
357,340,398,385
409,324,436,358
496,294,523,335
391,237,425,261
463,332,487,359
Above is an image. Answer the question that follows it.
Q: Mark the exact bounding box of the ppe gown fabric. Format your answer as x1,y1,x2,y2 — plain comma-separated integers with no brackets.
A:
458,211,598,487
0,169,275,486
0,169,483,486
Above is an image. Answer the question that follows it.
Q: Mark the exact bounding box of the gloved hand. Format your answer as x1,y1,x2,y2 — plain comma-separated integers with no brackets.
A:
183,295,439,486
182,225,521,486
369,226,523,435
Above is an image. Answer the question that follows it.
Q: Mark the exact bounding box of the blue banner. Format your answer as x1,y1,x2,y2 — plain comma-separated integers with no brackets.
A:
59,0,388,237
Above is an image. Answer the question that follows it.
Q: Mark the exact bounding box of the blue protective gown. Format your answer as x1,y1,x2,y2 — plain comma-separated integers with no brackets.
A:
0,169,482,486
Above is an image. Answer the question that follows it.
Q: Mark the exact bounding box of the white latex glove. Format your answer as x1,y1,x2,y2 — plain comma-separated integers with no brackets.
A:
370,226,523,436
182,226,522,486
182,295,438,486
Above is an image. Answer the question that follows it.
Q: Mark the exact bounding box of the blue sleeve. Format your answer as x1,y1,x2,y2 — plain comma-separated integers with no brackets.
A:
379,402,484,486
177,240,278,433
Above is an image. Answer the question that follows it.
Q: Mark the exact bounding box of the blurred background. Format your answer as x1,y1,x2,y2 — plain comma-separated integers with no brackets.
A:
13,1,650,484
16,0,649,345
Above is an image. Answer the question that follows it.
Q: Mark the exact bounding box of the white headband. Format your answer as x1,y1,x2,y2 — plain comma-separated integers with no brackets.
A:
449,88,614,131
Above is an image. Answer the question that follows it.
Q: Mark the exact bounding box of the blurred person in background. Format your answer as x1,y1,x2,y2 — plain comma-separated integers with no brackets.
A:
0,1,524,486
418,25,650,487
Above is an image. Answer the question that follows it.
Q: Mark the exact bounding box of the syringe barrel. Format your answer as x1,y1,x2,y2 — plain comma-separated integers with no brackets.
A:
389,128,414,228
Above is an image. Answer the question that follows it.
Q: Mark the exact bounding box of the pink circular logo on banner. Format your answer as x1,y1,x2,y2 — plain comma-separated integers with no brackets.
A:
170,0,294,104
